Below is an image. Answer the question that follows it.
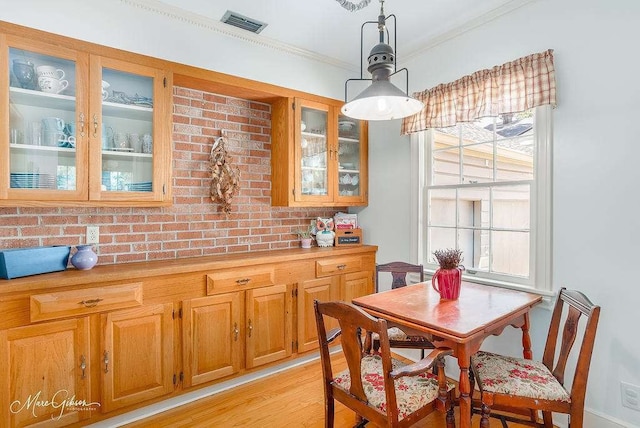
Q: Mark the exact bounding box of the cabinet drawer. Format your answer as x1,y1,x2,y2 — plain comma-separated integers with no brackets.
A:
30,283,143,322
316,256,364,277
207,266,275,294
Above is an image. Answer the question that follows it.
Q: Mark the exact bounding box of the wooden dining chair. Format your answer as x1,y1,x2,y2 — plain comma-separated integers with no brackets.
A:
314,300,456,428
470,288,601,428
370,262,435,356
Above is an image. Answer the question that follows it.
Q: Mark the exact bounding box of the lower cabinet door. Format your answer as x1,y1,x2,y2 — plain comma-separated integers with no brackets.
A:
245,284,293,369
101,303,174,413
182,293,243,387
342,270,374,302
296,277,339,353
0,318,91,427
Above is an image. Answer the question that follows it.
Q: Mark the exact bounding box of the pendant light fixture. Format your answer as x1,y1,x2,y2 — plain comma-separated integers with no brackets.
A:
341,0,423,121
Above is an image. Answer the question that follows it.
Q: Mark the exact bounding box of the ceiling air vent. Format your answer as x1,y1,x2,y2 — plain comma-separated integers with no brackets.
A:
221,10,268,34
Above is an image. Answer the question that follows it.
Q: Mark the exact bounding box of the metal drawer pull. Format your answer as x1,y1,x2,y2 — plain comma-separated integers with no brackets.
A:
103,351,109,373
236,278,251,285
80,355,86,379
248,319,253,337
78,298,103,308
337,264,347,270
233,322,239,341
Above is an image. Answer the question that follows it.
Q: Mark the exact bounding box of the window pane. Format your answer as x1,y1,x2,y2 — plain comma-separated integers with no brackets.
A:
428,189,456,227
462,143,494,183
432,147,460,185
458,228,489,272
457,187,490,228
427,227,456,264
491,230,529,277
492,185,530,229
496,135,534,181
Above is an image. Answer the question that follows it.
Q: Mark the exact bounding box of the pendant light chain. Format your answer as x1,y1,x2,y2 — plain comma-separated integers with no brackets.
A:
335,0,372,12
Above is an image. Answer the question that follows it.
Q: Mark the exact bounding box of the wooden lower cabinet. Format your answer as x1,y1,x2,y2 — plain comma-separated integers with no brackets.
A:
245,284,293,369
183,283,293,386
296,270,373,353
182,293,242,387
100,303,174,413
342,270,373,303
0,318,91,427
0,246,376,427
297,277,339,353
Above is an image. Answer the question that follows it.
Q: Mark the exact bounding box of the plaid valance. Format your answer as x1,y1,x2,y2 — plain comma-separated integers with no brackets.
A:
401,49,556,134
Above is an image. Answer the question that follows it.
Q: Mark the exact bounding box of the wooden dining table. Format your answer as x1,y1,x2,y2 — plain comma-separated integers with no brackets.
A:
352,281,542,428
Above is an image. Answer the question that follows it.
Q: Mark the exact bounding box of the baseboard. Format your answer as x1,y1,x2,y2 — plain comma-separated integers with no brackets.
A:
583,408,636,428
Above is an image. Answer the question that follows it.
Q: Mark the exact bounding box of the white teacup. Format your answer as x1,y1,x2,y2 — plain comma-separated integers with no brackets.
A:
38,76,69,94
36,65,65,80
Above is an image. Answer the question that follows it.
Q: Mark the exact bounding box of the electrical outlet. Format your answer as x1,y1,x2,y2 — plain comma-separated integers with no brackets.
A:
621,381,640,411
86,226,99,244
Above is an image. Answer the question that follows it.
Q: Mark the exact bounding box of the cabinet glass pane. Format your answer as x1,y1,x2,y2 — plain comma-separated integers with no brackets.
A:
8,48,78,190
337,116,361,197
300,107,328,196
101,68,153,192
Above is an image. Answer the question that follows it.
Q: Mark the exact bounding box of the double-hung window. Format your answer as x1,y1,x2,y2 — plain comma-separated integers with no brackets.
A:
420,106,552,292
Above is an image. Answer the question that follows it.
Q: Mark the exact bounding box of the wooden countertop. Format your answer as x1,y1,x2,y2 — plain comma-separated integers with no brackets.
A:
0,245,378,295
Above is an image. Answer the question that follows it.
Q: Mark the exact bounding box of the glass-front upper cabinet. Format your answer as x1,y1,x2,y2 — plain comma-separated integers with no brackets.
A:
2,37,89,201
0,35,171,206
295,99,333,203
89,55,167,202
336,115,366,203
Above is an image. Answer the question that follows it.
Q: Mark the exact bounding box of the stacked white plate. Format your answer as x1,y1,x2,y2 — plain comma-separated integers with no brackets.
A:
10,173,56,189
128,181,152,192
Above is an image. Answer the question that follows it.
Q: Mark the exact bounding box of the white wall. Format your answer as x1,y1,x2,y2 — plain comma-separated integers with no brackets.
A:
358,0,640,426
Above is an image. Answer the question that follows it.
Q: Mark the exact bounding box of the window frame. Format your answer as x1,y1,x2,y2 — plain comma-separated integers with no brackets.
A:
411,105,553,294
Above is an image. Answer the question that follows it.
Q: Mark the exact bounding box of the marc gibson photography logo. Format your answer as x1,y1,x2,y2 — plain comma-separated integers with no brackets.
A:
10,389,100,421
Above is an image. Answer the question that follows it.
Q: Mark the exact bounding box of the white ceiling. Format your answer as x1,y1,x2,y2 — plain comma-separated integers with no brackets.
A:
152,0,530,70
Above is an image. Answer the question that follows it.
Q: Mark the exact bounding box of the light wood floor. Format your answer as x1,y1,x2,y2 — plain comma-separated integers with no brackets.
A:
125,354,532,428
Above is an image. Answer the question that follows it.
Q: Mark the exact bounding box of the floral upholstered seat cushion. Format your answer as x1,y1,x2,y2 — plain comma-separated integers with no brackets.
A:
471,351,570,402
372,327,433,343
332,354,455,421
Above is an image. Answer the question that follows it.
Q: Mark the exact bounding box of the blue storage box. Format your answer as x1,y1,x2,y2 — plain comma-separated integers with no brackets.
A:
0,246,71,279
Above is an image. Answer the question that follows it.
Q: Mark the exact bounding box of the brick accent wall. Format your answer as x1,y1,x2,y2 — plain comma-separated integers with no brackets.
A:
0,87,343,265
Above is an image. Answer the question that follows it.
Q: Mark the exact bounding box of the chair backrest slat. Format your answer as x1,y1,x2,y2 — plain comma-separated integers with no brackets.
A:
376,262,424,292
542,288,600,393
315,300,393,406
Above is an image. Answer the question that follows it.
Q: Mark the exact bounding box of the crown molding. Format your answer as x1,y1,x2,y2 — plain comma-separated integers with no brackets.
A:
120,0,358,72
401,0,537,66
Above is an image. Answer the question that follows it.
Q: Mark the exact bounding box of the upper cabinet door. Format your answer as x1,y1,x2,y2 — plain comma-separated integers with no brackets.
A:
0,32,171,206
271,97,367,207
88,55,170,203
336,115,368,205
294,98,335,204
1,35,89,201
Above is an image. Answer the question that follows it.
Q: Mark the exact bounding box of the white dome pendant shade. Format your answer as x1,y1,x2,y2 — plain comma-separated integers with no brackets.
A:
341,0,424,121
341,79,424,121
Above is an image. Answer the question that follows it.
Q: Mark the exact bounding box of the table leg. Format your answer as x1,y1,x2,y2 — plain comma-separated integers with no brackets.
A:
458,356,472,428
521,312,533,359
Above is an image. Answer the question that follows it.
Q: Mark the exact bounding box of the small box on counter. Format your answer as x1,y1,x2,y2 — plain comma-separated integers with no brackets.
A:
334,212,358,229
335,229,363,246
0,246,71,279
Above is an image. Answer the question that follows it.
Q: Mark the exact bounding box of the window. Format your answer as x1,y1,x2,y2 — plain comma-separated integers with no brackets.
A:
418,106,552,291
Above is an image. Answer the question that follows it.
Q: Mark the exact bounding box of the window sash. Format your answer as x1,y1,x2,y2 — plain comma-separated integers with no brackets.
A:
417,106,552,292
